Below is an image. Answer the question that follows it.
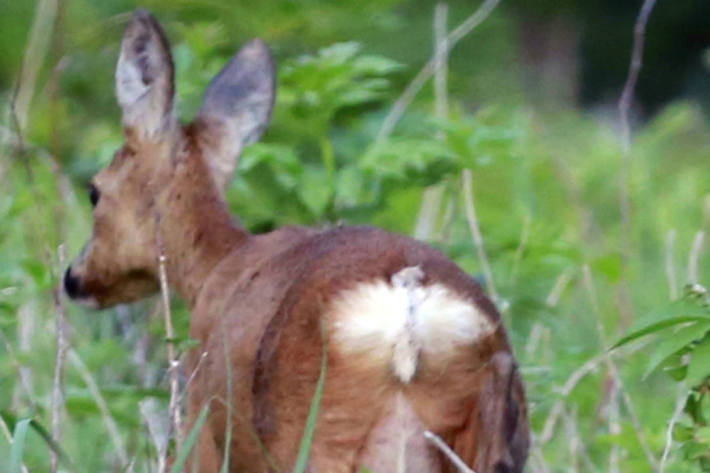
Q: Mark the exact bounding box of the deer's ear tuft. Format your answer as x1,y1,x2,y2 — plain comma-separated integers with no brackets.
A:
196,39,276,191
116,9,176,139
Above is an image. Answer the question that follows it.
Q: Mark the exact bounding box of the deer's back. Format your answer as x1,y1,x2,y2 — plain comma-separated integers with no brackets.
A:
189,225,523,473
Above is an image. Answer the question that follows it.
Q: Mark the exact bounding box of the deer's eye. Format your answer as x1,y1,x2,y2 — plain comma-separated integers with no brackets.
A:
88,183,100,208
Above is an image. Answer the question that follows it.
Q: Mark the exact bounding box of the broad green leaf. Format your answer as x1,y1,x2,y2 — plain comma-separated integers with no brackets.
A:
613,296,710,348
645,320,710,378
685,393,706,425
613,315,710,349
688,335,710,387
682,440,710,460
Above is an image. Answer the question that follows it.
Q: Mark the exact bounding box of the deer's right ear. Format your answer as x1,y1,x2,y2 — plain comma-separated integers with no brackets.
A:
115,9,175,140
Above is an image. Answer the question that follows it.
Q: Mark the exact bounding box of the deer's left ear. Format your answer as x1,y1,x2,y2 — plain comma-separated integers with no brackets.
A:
115,9,176,140
195,39,276,191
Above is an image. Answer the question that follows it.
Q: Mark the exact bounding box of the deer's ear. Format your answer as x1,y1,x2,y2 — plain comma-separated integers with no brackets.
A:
115,9,175,139
195,39,276,191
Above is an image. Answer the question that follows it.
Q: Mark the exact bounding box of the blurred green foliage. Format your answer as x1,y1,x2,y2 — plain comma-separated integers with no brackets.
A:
1,0,710,472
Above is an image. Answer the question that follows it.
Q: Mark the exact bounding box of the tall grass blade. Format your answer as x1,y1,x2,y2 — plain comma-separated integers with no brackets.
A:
170,403,210,473
9,418,31,473
293,343,328,473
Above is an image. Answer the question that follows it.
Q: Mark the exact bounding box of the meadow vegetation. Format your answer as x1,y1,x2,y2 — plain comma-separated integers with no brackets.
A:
2,0,710,471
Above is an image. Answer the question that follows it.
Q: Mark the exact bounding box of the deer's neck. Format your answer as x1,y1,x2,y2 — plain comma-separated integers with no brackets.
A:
156,149,249,308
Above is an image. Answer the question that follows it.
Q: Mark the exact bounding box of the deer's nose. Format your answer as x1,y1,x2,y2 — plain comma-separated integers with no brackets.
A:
64,267,82,299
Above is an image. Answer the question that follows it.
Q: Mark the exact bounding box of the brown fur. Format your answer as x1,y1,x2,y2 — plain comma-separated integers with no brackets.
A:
65,10,529,473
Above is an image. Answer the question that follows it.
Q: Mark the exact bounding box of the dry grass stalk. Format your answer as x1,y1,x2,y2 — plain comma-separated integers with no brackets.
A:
177,351,209,404
529,434,550,473
68,349,129,466
12,0,58,135
617,0,657,238
545,269,572,307
660,385,689,472
607,385,621,473
50,244,69,473
140,398,170,473
618,0,658,156
687,230,705,285
424,430,477,473
157,248,185,455
0,327,38,411
616,0,658,326
414,2,449,240
511,212,531,284
525,321,544,359
376,0,501,142
564,406,599,473
462,168,499,303
563,407,580,473
665,229,678,299
539,338,649,444
582,265,659,472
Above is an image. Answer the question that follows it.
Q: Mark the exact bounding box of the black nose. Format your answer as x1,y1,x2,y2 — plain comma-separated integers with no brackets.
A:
64,267,81,299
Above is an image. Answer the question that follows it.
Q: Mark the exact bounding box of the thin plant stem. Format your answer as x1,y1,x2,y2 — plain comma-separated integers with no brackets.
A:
462,169,499,303
50,244,69,473
414,2,449,240
155,240,184,454
616,0,658,324
424,430,477,473
665,229,678,299
687,231,705,285
69,349,129,466
582,265,659,472
660,385,688,472
376,0,501,142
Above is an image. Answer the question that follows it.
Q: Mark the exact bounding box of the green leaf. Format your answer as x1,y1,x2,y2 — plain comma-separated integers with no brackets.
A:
352,55,403,75
682,440,710,460
688,335,710,387
298,166,333,217
9,418,31,473
686,393,706,425
612,296,710,349
697,426,710,444
293,344,328,473
673,423,694,442
319,42,361,62
591,253,623,282
645,320,710,378
613,315,710,349
170,403,210,473
22,259,51,289
27,418,76,470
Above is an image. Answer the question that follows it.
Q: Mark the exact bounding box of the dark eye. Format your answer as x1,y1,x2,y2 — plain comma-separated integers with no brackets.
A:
88,183,100,207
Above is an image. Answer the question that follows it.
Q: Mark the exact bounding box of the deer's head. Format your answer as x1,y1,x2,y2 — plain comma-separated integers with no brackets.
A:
64,9,275,308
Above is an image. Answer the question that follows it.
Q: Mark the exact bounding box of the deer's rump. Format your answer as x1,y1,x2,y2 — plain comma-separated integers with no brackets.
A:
188,225,528,473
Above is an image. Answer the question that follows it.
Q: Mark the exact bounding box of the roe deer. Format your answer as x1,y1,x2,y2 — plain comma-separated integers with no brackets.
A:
64,9,529,473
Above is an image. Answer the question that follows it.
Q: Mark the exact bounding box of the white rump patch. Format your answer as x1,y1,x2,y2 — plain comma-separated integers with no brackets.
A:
330,266,493,383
